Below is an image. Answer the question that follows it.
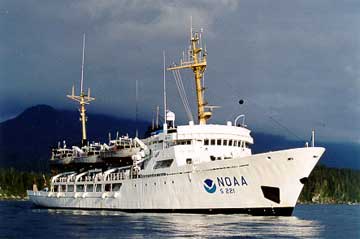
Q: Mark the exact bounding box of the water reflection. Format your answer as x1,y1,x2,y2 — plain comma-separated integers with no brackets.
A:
32,208,323,238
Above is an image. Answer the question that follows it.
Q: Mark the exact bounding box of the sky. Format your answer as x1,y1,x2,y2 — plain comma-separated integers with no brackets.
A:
0,0,359,144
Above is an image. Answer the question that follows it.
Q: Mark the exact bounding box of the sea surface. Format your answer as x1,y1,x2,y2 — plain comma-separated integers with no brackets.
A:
0,201,359,238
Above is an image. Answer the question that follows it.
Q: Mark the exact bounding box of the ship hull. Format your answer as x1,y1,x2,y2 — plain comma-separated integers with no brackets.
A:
28,147,324,216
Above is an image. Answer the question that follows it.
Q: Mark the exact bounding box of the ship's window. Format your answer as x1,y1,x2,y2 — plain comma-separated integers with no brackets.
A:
95,184,102,192
186,140,191,145
217,157,221,160
67,185,74,192
234,140,238,147
153,159,174,169
204,139,209,145
217,139,222,145
223,140,227,146
61,185,66,192
76,185,84,192
210,155,216,161
229,140,233,146
105,184,111,192
186,158,192,164
53,185,58,192
86,184,94,192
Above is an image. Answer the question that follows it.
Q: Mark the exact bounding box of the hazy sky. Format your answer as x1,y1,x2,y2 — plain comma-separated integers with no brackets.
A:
0,0,359,143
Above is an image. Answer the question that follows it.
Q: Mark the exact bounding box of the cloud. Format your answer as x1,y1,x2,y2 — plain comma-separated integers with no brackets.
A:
0,0,359,143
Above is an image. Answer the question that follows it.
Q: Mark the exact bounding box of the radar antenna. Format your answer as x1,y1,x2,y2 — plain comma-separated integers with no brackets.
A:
67,33,95,146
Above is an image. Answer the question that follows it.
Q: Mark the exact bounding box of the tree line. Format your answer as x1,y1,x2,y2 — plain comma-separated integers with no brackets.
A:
0,168,49,199
299,165,360,203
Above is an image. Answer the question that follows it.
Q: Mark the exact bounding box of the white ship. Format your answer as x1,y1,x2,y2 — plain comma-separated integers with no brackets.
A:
28,29,325,216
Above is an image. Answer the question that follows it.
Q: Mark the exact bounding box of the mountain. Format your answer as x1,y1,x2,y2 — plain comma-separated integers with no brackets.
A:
0,105,359,171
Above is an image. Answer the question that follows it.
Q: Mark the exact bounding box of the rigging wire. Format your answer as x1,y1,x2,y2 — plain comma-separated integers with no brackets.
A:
172,69,194,122
175,70,193,119
174,69,194,122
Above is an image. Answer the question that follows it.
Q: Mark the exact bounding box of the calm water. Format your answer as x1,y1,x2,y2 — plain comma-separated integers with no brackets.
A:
0,201,359,238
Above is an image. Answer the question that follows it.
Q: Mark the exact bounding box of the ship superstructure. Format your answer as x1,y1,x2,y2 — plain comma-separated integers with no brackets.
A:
29,28,325,216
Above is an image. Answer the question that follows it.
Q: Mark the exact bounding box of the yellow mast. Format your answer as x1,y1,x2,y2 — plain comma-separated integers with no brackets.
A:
168,30,211,125
67,34,95,146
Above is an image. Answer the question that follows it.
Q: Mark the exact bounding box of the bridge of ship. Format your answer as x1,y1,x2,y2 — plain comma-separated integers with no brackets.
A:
143,123,254,169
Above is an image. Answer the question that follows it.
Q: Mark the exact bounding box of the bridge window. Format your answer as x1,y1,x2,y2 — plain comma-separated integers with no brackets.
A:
204,139,209,145
238,141,241,147
217,139,222,145
61,185,66,192
186,158,192,164
234,140,238,147
53,185,59,192
229,140,233,146
223,140,227,146
176,140,191,145
211,139,216,145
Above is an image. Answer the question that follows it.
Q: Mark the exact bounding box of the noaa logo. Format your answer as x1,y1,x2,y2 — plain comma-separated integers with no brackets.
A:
203,179,216,193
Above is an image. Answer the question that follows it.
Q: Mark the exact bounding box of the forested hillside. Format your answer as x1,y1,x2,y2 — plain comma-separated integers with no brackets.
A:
299,165,360,203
